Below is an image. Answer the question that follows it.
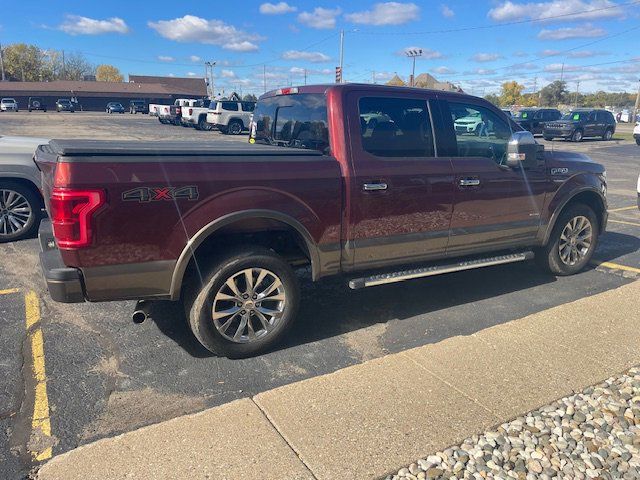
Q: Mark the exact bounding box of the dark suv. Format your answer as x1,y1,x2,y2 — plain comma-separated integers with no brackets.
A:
55,99,75,113
543,109,616,142
514,108,561,135
129,100,148,114
28,97,47,112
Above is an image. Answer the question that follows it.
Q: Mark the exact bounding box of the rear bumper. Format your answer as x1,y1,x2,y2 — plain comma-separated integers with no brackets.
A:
38,220,85,303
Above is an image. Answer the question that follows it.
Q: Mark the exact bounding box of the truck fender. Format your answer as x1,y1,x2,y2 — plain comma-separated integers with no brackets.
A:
169,209,320,300
540,184,606,245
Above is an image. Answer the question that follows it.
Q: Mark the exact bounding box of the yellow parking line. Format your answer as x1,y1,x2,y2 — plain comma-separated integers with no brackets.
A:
608,206,638,213
25,291,53,462
608,219,640,227
591,260,640,274
0,288,20,295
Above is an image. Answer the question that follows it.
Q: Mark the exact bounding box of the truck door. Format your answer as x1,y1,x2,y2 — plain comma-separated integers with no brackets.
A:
345,92,455,270
437,98,548,255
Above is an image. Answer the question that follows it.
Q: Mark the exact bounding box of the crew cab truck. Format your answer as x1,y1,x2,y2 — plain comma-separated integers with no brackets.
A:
181,99,214,130
35,84,608,358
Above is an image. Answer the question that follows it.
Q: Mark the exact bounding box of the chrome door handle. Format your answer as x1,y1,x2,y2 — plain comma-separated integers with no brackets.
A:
459,178,480,187
363,182,388,191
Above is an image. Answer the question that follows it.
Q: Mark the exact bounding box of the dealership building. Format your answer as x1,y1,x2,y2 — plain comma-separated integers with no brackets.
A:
0,76,207,111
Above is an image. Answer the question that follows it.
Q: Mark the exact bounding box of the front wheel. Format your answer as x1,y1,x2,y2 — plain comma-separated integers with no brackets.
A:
227,120,243,135
0,181,41,243
571,129,583,142
183,246,300,357
535,204,598,276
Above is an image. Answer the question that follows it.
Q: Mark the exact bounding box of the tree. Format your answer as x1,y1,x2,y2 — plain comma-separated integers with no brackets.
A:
484,93,501,106
95,64,124,82
62,52,95,80
1,43,44,81
539,80,568,107
242,93,258,102
499,81,525,106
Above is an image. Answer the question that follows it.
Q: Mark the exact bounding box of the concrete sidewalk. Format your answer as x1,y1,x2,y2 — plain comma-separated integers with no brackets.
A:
37,280,640,480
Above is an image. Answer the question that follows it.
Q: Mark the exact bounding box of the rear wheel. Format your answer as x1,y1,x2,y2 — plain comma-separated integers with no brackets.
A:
183,246,300,357
602,128,613,141
636,138,640,146
571,129,583,142
227,120,243,135
198,116,212,131
0,181,40,243
543,135,553,141
535,204,598,276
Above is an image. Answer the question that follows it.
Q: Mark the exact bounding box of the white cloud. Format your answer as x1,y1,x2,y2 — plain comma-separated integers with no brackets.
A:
187,72,197,77
568,50,606,57
540,49,561,56
441,5,455,18
59,15,129,35
298,7,341,29
345,2,419,25
221,69,237,78
148,15,263,51
488,0,625,22
512,51,529,57
260,2,297,14
538,24,606,39
399,47,444,59
466,68,497,75
289,66,333,76
158,55,175,62
432,66,457,75
189,55,201,62
282,50,331,63
471,53,503,62
544,63,581,72
508,62,538,71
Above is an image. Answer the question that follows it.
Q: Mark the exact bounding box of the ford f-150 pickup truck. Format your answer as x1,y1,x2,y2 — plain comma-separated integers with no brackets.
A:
35,84,608,357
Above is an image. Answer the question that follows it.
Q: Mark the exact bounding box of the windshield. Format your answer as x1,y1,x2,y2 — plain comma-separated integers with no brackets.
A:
58,99,71,104
1,99,15,103
562,111,589,121
515,110,535,119
250,93,329,154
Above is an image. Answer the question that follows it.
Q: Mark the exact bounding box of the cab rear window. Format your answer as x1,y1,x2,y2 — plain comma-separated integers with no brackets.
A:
250,93,329,154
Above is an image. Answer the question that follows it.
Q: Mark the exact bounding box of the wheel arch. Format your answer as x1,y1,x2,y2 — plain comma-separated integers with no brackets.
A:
542,188,606,245
169,209,320,300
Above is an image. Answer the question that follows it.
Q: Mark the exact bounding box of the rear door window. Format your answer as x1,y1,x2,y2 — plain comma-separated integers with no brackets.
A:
221,102,239,111
358,97,435,158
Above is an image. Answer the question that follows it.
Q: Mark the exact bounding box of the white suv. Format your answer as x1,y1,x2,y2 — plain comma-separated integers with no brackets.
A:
206,101,255,135
633,120,640,146
1,98,19,112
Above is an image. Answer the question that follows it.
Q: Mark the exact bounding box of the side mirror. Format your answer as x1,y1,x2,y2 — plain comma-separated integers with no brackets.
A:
506,131,537,168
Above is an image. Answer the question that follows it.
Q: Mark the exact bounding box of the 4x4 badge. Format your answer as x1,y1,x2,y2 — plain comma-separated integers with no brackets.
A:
551,167,569,175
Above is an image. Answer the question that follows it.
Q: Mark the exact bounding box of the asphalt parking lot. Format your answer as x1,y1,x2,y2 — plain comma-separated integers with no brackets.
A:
0,112,639,479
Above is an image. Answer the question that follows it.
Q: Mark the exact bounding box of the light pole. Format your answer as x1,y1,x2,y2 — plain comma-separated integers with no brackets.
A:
405,49,423,87
634,79,640,124
574,81,580,108
205,61,216,99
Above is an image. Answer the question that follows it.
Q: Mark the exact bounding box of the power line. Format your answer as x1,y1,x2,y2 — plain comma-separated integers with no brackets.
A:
353,0,639,36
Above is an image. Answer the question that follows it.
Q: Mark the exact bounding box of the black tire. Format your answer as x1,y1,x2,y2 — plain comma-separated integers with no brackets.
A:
43,109,47,112
602,128,613,141
218,126,228,134
28,109,32,112
227,120,243,135
636,138,640,146
543,135,553,141
183,246,300,358
535,203,599,276
197,116,212,131
571,129,583,142
0,180,41,243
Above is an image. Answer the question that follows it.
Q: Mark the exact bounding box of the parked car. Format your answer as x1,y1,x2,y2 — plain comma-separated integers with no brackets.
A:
1,98,19,112
0,136,47,242
181,99,214,130
169,98,199,126
206,100,255,134
129,100,148,114
28,97,47,112
36,84,608,357
452,108,483,135
514,108,561,136
106,102,125,114
634,121,640,146
56,99,75,113
543,109,616,142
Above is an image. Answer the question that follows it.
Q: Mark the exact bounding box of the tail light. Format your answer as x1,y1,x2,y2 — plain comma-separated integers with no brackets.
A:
176,106,181,114
189,108,193,115
50,188,106,248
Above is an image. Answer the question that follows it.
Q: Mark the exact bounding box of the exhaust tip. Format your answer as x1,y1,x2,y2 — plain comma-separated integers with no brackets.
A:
132,310,147,324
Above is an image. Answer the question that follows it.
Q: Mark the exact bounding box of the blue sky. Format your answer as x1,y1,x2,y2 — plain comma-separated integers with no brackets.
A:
2,0,639,95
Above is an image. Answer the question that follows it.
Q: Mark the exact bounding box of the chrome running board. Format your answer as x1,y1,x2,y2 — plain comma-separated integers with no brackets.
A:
348,251,535,290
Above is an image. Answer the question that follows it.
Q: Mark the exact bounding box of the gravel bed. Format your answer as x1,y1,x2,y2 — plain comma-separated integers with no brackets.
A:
386,367,640,480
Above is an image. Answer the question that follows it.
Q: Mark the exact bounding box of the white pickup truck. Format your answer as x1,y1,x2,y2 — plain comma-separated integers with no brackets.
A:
634,120,640,146
152,98,199,125
180,99,214,130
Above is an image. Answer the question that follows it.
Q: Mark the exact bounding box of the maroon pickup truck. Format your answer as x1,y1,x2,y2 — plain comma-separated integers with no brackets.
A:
35,84,607,357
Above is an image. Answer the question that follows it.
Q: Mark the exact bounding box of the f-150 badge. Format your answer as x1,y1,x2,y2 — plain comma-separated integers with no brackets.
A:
122,186,199,202
551,168,569,175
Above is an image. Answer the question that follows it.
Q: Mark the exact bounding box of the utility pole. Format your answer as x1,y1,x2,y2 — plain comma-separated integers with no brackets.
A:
533,77,538,106
263,65,267,93
560,63,564,83
62,50,66,80
0,42,5,81
338,29,344,83
372,70,376,84
633,79,640,124
205,61,216,99
304,68,307,86
574,81,580,107
405,49,423,87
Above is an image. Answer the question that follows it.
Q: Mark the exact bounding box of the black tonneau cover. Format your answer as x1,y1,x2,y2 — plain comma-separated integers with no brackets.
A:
48,140,324,157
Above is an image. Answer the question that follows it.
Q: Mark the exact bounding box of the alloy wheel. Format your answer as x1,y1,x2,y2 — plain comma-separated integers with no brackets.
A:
0,189,33,238
211,268,286,343
558,215,592,266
